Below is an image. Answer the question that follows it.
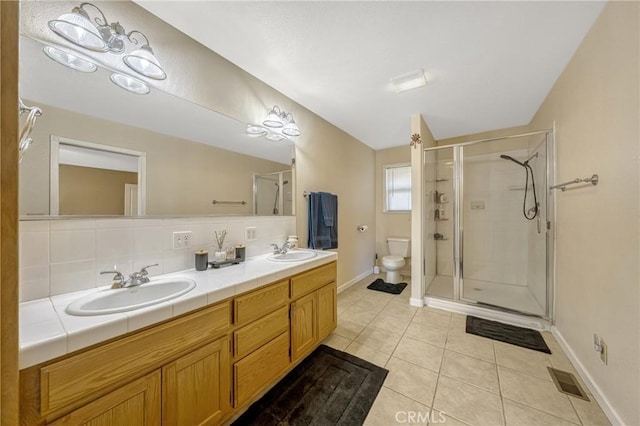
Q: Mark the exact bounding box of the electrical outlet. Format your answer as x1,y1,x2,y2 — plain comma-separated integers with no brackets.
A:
245,227,257,241
173,231,192,249
600,339,608,365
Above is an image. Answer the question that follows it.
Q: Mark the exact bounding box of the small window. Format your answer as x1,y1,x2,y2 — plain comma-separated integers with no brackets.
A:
384,163,411,212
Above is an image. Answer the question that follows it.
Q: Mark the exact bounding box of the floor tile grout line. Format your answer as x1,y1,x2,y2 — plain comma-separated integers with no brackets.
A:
566,391,587,425
339,282,607,426
503,397,583,426
426,314,451,423
492,341,508,425
497,366,583,424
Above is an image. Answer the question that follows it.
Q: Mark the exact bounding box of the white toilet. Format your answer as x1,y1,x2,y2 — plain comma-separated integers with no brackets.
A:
381,237,410,284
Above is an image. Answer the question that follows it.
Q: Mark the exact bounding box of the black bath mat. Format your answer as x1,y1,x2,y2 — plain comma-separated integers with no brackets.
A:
232,345,388,425
466,316,551,354
367,278,407,295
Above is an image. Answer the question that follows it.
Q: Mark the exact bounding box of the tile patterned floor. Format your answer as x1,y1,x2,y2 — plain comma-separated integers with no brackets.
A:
323,275,611,426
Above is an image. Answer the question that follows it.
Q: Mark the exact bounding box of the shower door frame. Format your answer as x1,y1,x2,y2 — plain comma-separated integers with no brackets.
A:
423,129,555,320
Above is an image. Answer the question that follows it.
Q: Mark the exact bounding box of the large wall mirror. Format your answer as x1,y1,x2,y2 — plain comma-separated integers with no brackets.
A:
19,32,295,217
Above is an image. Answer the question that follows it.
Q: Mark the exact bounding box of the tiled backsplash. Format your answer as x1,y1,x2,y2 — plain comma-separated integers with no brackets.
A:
19,216,296,302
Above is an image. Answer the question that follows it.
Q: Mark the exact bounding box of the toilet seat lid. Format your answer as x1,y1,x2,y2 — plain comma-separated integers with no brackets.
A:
383,255,404,262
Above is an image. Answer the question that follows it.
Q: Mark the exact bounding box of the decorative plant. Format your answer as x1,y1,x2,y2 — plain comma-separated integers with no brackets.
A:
214,230,227,251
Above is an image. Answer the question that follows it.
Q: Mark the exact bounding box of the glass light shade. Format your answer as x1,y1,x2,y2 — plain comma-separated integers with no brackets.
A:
98,25,125,53
43,46,97,73
282,119,301,137
109,73,150,95
265,132,285,142
246,125,267,136
48,11,108,52
263,107,284,128
123,45,167,80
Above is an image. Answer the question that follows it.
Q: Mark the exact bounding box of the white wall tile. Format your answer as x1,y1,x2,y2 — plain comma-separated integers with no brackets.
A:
50,260,96,295
50,229,96,263
133,227,165,254
20,229,49,267
97,227,133,259
50,219,95,231
20,215,297,298
163,249,190,274
19,266,49,302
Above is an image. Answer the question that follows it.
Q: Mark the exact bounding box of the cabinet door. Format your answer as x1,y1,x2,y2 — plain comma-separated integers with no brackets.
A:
233,331,290,408
317,283,337,341
291,292,317,361
162,337,230,426
49,371,160,425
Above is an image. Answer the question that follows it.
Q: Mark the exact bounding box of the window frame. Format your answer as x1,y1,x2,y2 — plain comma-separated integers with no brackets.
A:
383,162,412,213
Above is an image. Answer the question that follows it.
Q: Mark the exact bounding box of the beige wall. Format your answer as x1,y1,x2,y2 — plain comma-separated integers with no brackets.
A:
375,146,411,273
530,2,639,424
295,115,376,287
20,103,286,216
22,1,376,289
59,165,137,215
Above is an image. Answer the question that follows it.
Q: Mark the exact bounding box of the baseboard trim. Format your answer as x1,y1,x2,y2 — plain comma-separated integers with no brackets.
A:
424,297,550,331
550,327,623,426
337,270,373,293
409,298,424,308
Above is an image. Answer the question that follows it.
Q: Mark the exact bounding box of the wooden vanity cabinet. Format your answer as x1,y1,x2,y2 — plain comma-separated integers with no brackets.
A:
162,337,230,426
290,262,338,361
291,292,317,361
48,370,161,425
20,261,338,426
317,281,337,341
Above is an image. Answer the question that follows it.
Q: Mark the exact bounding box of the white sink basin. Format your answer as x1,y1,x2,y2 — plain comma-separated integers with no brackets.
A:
66,278,196,316
267,250,317,262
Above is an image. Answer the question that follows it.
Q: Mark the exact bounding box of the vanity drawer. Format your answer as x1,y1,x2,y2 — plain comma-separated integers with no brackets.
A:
234,306,289,359
290,262,337,299
233,280,289,325
40,302,230,416
233,331,290,408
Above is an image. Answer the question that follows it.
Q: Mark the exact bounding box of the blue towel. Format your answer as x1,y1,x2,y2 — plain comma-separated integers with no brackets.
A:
308,192,338,249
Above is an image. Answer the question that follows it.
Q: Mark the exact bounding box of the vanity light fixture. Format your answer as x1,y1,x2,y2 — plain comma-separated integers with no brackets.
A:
48,2,167,81
391,69,427,93
43,46,97,73
109,73,150,95
247,105,301,142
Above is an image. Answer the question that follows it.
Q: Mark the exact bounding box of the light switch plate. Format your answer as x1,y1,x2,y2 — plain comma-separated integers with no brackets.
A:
245,227,257,241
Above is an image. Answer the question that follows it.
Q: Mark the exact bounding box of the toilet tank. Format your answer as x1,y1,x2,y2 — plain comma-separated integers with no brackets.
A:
387,237,410,257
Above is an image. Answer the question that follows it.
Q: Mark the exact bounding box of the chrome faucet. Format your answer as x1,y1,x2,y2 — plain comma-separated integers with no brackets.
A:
100,269,127,289
100,264,158,289
271,242,291,255
129,264,158,286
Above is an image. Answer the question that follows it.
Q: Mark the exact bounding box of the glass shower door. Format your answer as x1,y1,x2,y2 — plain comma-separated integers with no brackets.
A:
459,136,548,316
424,147,456,300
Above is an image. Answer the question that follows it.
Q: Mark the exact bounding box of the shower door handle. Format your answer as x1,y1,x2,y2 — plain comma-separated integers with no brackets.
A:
537,214,542,234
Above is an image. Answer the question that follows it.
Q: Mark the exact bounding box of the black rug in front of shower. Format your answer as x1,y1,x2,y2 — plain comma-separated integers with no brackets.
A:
367,278,407,295
466,316,551,354
232,345,388,426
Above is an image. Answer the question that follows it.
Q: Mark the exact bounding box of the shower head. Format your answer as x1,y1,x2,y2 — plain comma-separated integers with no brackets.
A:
500,154,526,167
275,180,289,187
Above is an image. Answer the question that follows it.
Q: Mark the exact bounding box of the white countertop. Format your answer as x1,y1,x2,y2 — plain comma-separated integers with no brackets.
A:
19,250,337,369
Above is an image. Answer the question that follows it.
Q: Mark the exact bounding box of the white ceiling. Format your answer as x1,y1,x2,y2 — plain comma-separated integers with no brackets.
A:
135,1,605,150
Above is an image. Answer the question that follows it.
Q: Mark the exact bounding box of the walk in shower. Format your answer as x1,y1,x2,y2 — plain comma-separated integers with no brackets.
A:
424,130,553,318
254,170,293,216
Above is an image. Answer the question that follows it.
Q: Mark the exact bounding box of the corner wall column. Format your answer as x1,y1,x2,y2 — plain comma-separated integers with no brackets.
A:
410,114,436,307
